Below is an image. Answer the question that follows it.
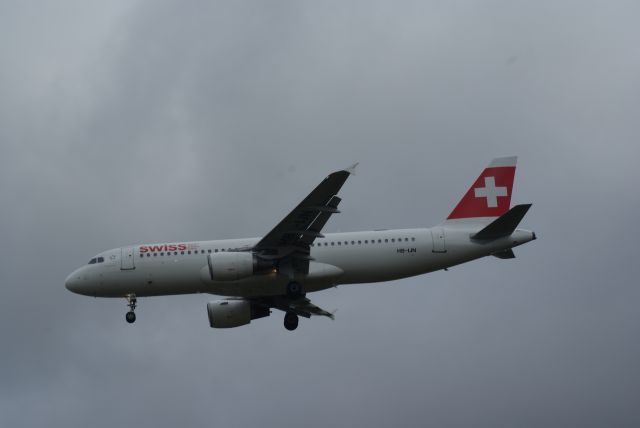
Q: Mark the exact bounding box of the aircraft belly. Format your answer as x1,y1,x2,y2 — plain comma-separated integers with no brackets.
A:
203,264,342,297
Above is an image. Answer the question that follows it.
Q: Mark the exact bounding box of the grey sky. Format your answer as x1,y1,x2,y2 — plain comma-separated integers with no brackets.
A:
1,1,639,427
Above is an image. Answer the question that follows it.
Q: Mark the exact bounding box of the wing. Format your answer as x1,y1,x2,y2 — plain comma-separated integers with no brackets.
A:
253,164,357,275
288,296,335,319
253,296,335,320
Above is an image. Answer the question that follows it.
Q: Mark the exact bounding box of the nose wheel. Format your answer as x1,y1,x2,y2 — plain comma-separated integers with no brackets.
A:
125,294,137,324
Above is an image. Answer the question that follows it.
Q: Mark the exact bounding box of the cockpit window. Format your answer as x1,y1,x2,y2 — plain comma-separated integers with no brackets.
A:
97,257,104,263
88,258,97,264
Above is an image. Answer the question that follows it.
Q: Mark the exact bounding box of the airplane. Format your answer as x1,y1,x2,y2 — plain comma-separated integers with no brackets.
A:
65,157,536,331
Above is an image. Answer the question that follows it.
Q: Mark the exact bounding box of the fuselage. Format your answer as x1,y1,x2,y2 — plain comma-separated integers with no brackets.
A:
65,225,535,299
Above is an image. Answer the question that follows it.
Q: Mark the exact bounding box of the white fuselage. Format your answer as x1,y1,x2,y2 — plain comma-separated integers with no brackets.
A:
65,225,535,299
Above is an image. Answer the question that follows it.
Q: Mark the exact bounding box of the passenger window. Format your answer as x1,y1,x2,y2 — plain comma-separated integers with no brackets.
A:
147,254,151,257
331,242,335,246
160,252,164,256
215,249,218,252
208,249,212,253
385,239,388,243
181,251,184,255
338,242,341,245
358,240,361,244
153,253,158,257
365,240,368,244
411,237,416,241
351,241,355,245
391,239,395,243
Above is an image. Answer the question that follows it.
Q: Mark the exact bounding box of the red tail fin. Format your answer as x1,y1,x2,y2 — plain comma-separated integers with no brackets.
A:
447,157,517,220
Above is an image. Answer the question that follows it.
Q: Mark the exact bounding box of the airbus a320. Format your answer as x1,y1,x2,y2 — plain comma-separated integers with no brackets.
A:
65,157,536,331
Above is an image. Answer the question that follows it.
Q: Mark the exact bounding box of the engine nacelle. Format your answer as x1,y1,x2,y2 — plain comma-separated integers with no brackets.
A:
207,252,266,281
207,299,270,328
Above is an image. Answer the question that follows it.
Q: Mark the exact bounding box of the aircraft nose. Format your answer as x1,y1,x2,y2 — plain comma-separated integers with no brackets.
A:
65,270,84,294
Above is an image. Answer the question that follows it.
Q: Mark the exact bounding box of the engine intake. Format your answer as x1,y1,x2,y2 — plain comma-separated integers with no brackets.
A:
207,300,270,328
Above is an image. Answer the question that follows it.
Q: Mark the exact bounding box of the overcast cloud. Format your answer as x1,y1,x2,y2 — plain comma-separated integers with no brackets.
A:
1,1,639,427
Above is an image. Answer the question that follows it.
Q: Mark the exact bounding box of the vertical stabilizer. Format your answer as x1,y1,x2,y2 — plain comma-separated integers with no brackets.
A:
446,157,517,221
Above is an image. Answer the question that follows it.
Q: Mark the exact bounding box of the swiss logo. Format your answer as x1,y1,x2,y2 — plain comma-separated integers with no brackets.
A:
474,176,508,208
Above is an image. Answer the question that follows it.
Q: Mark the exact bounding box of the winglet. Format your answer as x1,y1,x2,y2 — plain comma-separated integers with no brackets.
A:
345,162,359,175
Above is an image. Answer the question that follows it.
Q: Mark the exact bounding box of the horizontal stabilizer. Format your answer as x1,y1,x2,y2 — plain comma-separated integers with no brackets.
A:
472,204,532,240
493,249,515,259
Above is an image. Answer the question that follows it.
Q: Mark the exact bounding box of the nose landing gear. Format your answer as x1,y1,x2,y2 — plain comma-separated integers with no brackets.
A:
125,294,137,324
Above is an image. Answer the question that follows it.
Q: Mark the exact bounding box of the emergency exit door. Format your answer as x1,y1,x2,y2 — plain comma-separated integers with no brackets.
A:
431,228,447,253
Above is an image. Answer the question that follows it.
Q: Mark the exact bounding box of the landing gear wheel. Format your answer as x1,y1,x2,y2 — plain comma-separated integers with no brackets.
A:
284,312,299,331
286,281,303,299
125,294,137,324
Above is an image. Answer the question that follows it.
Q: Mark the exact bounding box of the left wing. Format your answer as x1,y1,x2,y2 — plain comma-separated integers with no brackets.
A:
254,296,335,320
253,164,357,274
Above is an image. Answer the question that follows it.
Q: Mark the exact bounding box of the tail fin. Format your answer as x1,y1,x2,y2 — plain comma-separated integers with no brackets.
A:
446,157,517,221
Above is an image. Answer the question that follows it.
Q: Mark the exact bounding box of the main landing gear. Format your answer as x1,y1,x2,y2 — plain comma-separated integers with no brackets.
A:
284,311,299,331
283,281,303,330
286,281,303,299
125,294,137,324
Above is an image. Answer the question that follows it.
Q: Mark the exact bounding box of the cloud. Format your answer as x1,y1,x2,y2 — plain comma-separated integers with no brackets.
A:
1,1,639,427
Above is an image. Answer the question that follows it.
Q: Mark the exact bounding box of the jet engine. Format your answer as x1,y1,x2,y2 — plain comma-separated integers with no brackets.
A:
207,299,270,328
207,252,271,281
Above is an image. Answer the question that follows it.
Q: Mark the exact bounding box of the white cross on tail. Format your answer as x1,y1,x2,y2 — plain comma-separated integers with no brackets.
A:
474,176,507,208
